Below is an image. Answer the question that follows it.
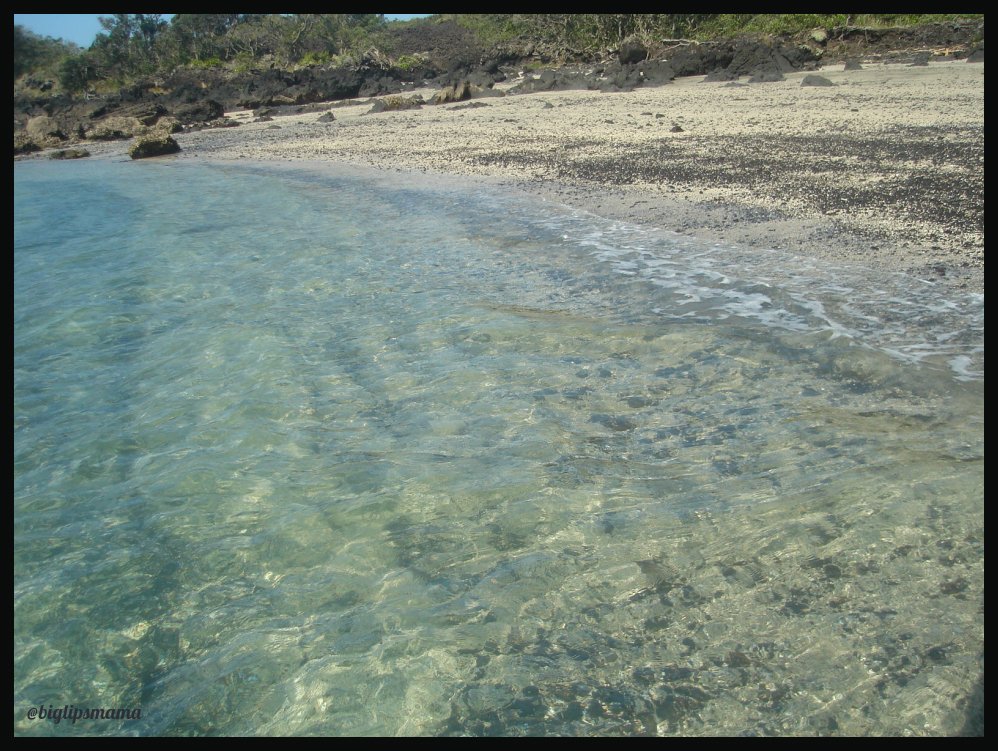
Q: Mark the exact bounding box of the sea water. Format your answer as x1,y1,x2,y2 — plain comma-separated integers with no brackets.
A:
14,157,983,736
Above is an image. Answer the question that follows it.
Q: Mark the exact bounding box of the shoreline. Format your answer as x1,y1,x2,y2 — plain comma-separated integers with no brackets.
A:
22,60,984,294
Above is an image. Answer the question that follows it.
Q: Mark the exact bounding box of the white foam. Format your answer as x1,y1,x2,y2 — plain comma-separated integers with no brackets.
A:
531,200,984,381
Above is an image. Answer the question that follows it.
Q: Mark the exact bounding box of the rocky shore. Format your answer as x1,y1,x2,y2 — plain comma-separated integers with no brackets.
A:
38,57,982,294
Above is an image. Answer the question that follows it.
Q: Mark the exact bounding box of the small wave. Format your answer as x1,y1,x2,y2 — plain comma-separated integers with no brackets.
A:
525,204,984,382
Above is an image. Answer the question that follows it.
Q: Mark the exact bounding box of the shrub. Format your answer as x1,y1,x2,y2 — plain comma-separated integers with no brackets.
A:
298,50,333,68
395,54,422,71
188,56,224,69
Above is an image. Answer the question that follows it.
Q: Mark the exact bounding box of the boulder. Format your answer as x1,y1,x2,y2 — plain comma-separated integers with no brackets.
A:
129,134,181,159
635,60,676,86
112,101,168,126
25,115,66,143
669,42,737,78
727,41,795,77
14,132,42,155
87,116,145,141
366,94,424,114
432,80,474,104
801,74,834,87
156,116,183,134
49,148,90,160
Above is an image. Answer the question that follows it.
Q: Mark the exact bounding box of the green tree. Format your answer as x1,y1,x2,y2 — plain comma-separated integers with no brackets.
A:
87,14,168,81
58,51,98,92
163,14,241,64
14,24,80,80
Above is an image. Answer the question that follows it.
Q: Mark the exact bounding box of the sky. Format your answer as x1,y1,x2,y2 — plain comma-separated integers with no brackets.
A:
13,14,432,48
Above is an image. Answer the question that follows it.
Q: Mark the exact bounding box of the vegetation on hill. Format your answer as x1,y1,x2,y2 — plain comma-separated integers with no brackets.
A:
14,13,985,96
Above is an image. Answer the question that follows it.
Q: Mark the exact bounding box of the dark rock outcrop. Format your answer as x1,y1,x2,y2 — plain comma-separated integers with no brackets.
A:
510,68,588,94
619,36,649,64
703,68,737,82
747,68,786,83
679,39,819,81
111,101,169,125
173,100,225,124
670,43,737,78
593,60,675,92
358,75,404,98
509,59,675,96
86,116,146,141
627,60,676,87
11,18,985,159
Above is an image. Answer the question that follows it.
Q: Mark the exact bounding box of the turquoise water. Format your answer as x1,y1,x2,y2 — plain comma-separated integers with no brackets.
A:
14,158,983,736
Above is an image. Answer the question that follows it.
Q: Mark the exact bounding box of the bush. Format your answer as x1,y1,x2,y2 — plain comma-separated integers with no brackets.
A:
394,54,422,71
298,50,333,67
188,56,224,69
58,54,97,93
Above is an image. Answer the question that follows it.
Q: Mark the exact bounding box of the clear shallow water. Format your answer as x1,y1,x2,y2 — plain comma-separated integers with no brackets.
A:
14,158,983,736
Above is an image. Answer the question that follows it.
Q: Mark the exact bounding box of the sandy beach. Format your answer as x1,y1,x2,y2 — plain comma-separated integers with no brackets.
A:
78,60,984,293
